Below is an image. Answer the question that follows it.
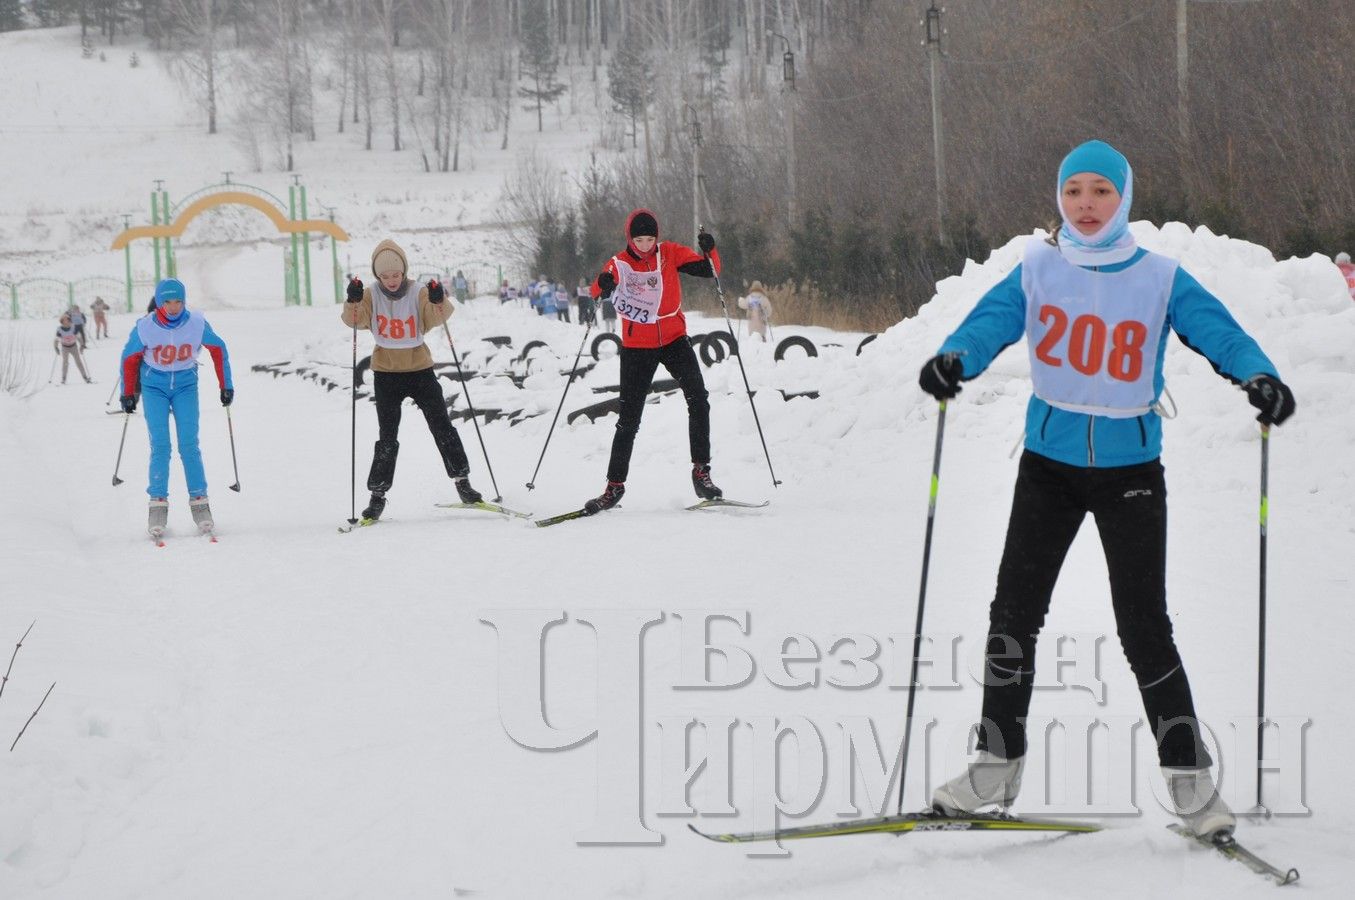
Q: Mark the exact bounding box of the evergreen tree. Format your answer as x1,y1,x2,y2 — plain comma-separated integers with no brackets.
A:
607,38,651,149
0,0,25,33
518,0,566,132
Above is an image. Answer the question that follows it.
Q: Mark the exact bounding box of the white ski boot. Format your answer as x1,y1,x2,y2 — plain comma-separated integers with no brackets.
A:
1164,767,1235,839
189,495,214,534
932,751,1025,815
148,498,169,538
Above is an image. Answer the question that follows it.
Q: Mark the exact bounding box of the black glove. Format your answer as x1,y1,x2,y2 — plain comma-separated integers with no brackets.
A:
346,277,364,303
1243,375,1295,426
697,231,716,254
427,279,444,304
220,388,234,407
918,353,965,400
120,394,138,414
597,271,617,298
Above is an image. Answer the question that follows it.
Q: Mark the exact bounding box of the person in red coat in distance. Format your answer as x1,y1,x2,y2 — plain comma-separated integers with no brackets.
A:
583,208,724,513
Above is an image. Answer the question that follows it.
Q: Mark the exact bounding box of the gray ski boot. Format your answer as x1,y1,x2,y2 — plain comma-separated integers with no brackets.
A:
1164,767,1235,839
148,498,169,538
932,751,1025,815
189,495,214,534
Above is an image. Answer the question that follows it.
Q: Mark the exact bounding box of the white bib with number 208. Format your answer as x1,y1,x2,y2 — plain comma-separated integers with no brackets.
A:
610,250,664,324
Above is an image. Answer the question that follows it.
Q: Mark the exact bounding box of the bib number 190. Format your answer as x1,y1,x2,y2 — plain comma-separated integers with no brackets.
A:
152,343,194,366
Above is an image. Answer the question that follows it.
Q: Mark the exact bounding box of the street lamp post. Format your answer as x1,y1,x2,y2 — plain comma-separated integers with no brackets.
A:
924,3,947,245
770,31,797,225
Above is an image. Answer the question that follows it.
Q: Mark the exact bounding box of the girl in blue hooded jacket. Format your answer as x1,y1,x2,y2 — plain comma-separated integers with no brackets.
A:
920,140,1295,839
120,278,234,537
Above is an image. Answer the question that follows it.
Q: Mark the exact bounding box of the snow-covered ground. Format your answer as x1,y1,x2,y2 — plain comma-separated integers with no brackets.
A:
3,24,1355,900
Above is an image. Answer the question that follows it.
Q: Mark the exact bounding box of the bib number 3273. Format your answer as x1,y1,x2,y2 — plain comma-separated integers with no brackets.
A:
1034,305,1147,382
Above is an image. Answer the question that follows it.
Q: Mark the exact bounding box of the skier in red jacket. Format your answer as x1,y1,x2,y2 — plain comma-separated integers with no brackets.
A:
583,208,723,513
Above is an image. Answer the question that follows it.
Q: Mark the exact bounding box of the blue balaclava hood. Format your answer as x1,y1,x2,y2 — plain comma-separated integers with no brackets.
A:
1056,140,1137,264
154,278,187,319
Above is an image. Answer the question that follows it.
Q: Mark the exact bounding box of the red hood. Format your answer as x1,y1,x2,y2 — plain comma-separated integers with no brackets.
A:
625,208,659,260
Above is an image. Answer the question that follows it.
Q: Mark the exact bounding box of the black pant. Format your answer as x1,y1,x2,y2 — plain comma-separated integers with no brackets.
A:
976,451,1210,768
367,368,470,492
606,337,710,482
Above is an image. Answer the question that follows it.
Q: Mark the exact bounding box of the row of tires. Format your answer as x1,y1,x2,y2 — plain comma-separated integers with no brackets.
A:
513,331,880,366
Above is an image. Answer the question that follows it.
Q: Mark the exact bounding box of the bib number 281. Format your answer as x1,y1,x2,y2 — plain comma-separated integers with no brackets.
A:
376,315,417,339
1034,306,1147,382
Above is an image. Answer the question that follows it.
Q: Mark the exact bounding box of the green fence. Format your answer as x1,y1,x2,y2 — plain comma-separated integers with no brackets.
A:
3,276,156,320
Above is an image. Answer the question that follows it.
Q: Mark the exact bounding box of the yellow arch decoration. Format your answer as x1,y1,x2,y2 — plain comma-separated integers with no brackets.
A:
110,191,349,250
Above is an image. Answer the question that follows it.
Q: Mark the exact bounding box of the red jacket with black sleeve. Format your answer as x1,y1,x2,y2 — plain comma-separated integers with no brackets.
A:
592,240,722,349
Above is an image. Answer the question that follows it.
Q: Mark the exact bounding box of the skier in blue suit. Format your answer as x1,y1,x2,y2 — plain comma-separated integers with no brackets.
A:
120,278,234,537
921,140,1295,839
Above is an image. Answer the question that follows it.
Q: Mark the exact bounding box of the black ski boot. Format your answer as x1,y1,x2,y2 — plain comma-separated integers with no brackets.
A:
691,464,723,500
454,477,483,504
361,491,387,521
584,481,625,515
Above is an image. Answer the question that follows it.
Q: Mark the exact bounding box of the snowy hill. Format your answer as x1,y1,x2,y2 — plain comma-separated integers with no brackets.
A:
4,24,1355,900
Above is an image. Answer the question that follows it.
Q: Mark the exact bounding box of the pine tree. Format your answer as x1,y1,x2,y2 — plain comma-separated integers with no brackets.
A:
518,0,566,132
0,0,25,33
607,38,652,149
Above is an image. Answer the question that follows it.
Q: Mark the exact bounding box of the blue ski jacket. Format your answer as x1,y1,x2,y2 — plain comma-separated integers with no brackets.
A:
936,246,1278,468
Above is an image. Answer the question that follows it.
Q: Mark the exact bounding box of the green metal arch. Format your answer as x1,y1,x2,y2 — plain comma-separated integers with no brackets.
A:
171,181,290,216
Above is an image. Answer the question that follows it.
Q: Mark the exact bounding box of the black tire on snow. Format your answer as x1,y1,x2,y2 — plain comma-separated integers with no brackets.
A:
700,330,737,366
518,340,548,363
590,332,621,361
774,335,818,362
698,333,724,366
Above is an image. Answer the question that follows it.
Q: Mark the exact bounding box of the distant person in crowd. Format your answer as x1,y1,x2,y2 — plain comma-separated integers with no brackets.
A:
920,139,1295,841
453,270,469,302
1337,251,1355,302
120,278,234,538
576,276,595,325
737,281,774,342
554,282,571,322
341,239,485,524
581,208,724,514
530,277,549,316
54,313,92,384
68,304,88,349
498,279,513,304
91,296,111,339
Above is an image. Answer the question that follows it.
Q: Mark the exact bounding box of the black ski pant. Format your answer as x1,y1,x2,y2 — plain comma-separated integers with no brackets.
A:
367,368,470,492
606,337,710,483
975,451,1211,769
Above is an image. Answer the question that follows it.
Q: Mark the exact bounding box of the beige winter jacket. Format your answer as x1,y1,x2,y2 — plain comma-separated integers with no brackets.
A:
340,239,452,373
341,283,452,373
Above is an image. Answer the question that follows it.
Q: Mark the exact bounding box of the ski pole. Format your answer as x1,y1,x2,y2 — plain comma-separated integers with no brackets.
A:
700,225,780,487
896,400,948,815
106,376,120,406
47,351,58,384
440,319,502,502
111,412,131,486
525,319,592,490
347,311,358,526
1255,424,1270,812
225,405,242,492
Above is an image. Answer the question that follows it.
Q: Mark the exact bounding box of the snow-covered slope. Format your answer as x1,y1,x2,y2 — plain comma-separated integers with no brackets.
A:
3,220,1351,898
